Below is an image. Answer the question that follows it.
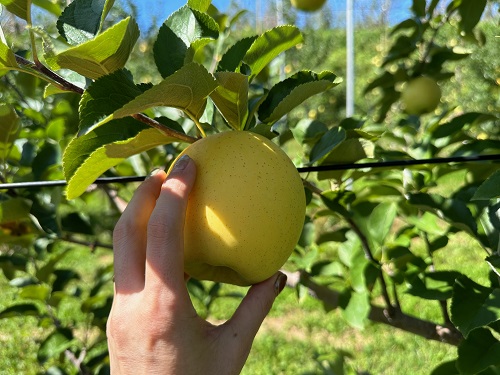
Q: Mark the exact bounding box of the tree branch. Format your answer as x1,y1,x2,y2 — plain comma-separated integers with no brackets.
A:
13,54,197,143
284,271,463,346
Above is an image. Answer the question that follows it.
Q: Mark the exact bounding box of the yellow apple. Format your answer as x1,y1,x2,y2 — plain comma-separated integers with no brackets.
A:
291,0,327,12
401,76,442,115
170,131,306,286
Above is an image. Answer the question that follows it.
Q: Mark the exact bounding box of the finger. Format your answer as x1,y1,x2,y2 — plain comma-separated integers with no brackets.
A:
224,272,287,350
145,155,196,297
113,169,167,293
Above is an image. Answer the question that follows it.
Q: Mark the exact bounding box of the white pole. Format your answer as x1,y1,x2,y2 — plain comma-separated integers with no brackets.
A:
346,0,355,117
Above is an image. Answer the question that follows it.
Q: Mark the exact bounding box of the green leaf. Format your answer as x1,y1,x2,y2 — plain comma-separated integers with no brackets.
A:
457,0,487,36
0,303,40,318
66,128,181,199
211,71,248,130
0,0,28,19
38,328,74,363
56,0,115,45
407,193,477,235
291,119,327,145
0,104,20,160
342,290,370,329
244,25,303,81
486,255,500,278
472,169,500,201
0,198,32,223
33,0,61,16
258,70,340,125
411,0,426,17
19,284,51,301
451,276,500,337
78,69,145,135
45,16,139,79
217,36,257,73
368,202,397,245
106,62,217,126
154,6,218,78
188,0,210,12
317,138,368,181
63,119,146,180
457,327,500,375
0,40,18,73
309,126,346,165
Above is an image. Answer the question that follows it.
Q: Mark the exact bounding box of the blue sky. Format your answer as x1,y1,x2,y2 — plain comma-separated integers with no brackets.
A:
122,0,414,32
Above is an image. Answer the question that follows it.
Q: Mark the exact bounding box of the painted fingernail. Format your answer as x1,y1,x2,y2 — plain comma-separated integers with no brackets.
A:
274,272,287,296
145,168,162,180
173,155,191,171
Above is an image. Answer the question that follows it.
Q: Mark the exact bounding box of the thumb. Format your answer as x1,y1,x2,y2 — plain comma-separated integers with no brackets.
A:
225,272,287,344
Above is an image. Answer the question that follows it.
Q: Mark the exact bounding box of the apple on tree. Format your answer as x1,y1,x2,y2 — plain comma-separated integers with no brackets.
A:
168,131,306,286
291,0,327,12
401,76,442,115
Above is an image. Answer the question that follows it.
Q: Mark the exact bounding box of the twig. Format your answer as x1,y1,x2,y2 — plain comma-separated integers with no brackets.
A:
61,234,113,251
284,271,464,346
13,54,198,142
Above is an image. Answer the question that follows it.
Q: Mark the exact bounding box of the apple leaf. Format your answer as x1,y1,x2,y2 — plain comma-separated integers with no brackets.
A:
154,5,218,78
56,0,115,45
65,125,181,199
97,62,217,128
211,71,248,130
32,0,61,16
368,202,397,246
472,169,500,201
457,0,487,36
407,192,478,235
258,70,340,125
450,276,500,337
63,119,146,181
0,104,20,160
78,69,146,135
0,40,18,73
309,126,346,165
0,0,28,20
37,328,74,363
457,327,500,375
45,16,139,80
0,197,32,223
188,0,211,12
341,290,370,329
244,25,303,81
217,36,257,73
0,303,40,319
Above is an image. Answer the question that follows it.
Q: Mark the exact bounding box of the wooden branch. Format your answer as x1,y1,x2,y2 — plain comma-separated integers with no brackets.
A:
283,271,464,346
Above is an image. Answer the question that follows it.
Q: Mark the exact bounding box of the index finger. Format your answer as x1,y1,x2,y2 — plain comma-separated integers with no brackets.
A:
144,155,196,296
113,169,167,293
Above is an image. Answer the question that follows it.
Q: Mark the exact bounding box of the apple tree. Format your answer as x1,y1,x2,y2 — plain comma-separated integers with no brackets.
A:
0,0,499,373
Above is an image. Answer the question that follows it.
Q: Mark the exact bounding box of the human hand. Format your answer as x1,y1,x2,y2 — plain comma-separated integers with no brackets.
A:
107,155,287,375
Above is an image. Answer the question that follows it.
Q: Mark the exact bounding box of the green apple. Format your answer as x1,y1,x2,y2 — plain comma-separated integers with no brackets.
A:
401,76,442,115
291,0,327,12
169,131,306,286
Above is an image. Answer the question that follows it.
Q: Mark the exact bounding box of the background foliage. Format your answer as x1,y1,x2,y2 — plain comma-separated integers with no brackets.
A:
0,0,499,374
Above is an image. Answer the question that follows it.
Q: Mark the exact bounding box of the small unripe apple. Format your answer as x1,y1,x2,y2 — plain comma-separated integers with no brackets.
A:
291,0,327,12
170,131,306,286
401,76,442,115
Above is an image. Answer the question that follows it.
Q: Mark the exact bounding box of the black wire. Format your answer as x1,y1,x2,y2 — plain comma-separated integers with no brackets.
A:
1,154,499,190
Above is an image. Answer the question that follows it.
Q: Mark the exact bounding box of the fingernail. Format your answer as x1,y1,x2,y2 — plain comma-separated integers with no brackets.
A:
274,272,287,296
173,155,191,171
145,168,162,180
